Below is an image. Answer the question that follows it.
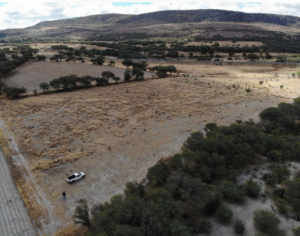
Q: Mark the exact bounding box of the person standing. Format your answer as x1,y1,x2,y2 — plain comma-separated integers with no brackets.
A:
62,191,66,199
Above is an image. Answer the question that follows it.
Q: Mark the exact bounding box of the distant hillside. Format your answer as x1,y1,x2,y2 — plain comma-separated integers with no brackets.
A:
30,13,129,28
1,9,300,42
115,9,300,26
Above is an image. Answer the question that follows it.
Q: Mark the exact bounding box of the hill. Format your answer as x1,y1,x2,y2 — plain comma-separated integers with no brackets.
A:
1,9,300,42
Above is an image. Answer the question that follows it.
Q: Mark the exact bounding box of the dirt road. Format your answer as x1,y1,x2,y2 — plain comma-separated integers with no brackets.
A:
0,148,36,236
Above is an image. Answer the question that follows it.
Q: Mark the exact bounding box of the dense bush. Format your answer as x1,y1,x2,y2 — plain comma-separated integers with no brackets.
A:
270,164,290,183
216,204,233,224
243,178,261,198
4,86,27,99
253,209,285,236
233,219,245,235
293,226,300,236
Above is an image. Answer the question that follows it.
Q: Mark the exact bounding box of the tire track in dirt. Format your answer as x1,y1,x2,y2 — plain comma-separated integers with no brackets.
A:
0,118,57,235
0,148,36,236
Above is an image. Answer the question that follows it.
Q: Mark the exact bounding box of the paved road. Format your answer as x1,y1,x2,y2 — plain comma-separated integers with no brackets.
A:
0,150,36,236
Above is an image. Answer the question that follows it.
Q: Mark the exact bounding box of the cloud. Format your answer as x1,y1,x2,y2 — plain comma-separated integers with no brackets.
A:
0,2,300,30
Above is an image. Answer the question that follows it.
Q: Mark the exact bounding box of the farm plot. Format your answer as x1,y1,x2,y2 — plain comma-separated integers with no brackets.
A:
4,61,153,92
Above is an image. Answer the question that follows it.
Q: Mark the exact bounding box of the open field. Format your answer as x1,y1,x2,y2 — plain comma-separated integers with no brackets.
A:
1,61,300,234
4,61,154,92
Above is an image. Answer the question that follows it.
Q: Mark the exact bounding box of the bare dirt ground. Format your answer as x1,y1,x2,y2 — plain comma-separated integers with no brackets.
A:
4,61,153,92
1,61,300,235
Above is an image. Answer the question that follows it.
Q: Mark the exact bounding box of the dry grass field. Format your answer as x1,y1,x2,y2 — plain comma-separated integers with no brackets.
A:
1,61,300,234
4,61,154,92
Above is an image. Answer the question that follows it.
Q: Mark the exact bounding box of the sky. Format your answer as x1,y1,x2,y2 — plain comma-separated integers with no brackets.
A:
1,1,300,30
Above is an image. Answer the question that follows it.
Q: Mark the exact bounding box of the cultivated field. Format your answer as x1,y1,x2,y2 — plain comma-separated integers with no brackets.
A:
4,61,154,92
1,61,300,234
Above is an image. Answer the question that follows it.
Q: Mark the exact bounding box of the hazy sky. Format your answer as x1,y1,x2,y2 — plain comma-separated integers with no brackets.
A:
1,1,300,30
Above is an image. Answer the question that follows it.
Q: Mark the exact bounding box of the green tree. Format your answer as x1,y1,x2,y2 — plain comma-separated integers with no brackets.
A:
245,88,251,94
216,204,233,224
167,50,179,58
147,162,170,187
0,81,7,94
101,71,115,82
73,202,92,229
170,220,192,236
109,60,115,66
243,178,261,198
219,180,245,203
253,209,285,236
49,78,61,90
259,107,285,128
39,82,50,92
270,164,290,183
276,55,287,63
293,226,300,236
259,49,264,57
36,55,46,61
113,77,121,84
122,59,133,68
124,69,132,82
233,219,245,235
4,86,27,99
247,53,259,61
132,68,144,80
114,196,144,226
182,132,204,151
91,56,105,65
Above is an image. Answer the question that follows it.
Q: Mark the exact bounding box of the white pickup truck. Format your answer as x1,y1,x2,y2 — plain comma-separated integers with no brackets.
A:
67,172,85,183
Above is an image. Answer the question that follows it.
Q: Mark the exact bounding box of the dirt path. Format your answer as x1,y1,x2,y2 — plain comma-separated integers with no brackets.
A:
0,118,57,235
0,147,36,236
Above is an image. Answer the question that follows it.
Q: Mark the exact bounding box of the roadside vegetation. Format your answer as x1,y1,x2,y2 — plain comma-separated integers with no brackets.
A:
72,97,300,235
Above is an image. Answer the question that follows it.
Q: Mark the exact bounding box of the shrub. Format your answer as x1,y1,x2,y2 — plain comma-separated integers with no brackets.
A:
203,198,221,216
245,88,251,94
124,181,145,198
270,164,290,183
267,150,283,162
272,188,285,198
293,226,300,236
73,202,92,229
274,198,290,214
285,178,300,213
233,219,245,235
219,180,246,203
146,162,170,187
253,209,285,236
4,86,27,99
263,173,278,186
199,219,212,234
216,204,233,224
169,154,182,170
243,178,261,198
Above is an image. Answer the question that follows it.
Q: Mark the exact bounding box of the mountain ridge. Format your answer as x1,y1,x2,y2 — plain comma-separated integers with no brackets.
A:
2,9,300,41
